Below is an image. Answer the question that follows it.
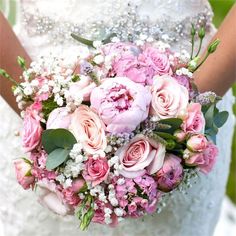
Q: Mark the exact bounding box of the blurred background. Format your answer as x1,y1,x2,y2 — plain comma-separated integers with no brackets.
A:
0,0,236,204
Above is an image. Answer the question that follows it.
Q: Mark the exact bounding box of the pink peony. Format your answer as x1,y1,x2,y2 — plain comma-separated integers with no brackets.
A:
83,156,110,187
116,134,166,178
90,77,151,134
70,105,107,155
185,142,218,174
22,103,43,152
155,154,184,192
14,158,35,190
69,75,96,102
46,107,72,129
37,179,72,216
187,134,208,152
150,75,189,120
182,103,205,133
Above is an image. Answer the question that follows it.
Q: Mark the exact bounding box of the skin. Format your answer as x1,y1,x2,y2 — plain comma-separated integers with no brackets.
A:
0,5,236,114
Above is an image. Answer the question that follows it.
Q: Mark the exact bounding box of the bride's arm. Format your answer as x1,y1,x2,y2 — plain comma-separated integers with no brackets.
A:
194,5,236,96
0,12,31,114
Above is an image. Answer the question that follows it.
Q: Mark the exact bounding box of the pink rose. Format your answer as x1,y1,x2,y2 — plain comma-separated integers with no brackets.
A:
90,77,151,134
69,75,96,102
174,130,187,142
46,107,72,129
82,156,109,187
150,75,189,120
70,105,107,155
155,154,184,192
116,134,166,178
182,103,205,133
22,103,43,152
37,179,72,216
185,142,218,174
139,47,172,82
187,134,208,152
14,158,35,190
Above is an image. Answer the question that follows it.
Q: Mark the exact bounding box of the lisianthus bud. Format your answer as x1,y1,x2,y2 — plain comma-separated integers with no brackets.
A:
155,154,184,192
188,56,200,71
198,27,205,39
208,39,220,54
14,158,35,190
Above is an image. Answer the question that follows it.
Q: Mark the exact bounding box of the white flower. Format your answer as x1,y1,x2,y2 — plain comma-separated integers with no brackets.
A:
117,178,125,185
114,208,124,217
56,97,64,106
23,86,33,96
93,41,102,48
93,55,104,64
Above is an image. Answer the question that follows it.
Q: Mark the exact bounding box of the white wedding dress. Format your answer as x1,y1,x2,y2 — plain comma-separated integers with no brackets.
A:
0,1,235,236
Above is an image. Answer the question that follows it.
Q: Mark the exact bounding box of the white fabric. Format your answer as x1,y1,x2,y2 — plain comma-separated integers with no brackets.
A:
0,1,235,236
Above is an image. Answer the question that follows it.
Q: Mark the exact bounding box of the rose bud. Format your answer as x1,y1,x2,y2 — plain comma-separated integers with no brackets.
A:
155,154,184,192
187,134,208,152
174,130,187,142
14,158,35,190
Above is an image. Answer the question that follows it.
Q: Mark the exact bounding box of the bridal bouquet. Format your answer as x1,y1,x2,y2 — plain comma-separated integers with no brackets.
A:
0,27,229,230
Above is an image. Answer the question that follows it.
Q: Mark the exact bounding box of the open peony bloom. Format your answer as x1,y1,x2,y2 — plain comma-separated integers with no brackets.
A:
90,77,151,134
150,75,189,120
37,179,72,216
70,105,107,155
47,107,72,129
155,154,184,192
116,134,166,178
185,142,218,174
14,158,35,190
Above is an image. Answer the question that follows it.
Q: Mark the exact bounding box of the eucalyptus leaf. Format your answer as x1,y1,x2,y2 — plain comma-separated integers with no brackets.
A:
42,129,77,154
214,111,229,128
204,103,215,129
46,148,70,170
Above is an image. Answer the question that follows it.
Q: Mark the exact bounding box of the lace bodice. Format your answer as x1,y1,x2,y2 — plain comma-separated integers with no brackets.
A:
0,1,235,236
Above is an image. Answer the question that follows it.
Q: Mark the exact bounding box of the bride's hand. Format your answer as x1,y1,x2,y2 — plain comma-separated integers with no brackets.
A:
194,5,236,96
0,11,31,115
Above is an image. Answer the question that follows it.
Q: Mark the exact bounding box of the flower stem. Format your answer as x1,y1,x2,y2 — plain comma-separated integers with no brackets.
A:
0,68,19,86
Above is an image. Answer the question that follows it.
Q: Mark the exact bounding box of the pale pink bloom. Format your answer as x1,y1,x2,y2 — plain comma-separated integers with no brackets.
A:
187,134,208,152
174,130,187,142
22,103,43,152
69,75,96,101
155,154,184,192
185,142,218,174
37,179,72,216
90,77,151,134
182,103,205,133
14,158,35,190
83,156,109,187
117,134,166,178
174,75,191,92
47,107,72,129
150,75,189,120
70,105,107,155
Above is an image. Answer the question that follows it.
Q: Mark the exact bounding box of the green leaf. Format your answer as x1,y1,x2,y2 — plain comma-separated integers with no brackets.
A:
102,33,117,44
42,97,58,120
155,132,177,140
158,118,183,133
204,103,215,129
42,129,77,154
214,111,229,128
46,148,70,170
71,33,94,47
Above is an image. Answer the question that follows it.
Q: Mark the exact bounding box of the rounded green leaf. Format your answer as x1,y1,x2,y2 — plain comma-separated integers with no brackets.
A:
214,111,229,128
46,148,70,170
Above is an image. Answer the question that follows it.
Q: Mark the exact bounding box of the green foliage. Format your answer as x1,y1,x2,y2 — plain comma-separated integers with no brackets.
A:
42,97,58,119
42,129,77,170
157,118,183,133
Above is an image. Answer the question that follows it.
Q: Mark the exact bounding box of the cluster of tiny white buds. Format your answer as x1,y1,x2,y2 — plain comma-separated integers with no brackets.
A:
117,178,125,185
176,67,193,78
56,174,66,184
154,41,170,52
78,193,85,200
93,40,103,49
114,208,125,217
105,145,113,154
104,208,113,224
108,184,118,206
93,54,104,65
111,36,121,43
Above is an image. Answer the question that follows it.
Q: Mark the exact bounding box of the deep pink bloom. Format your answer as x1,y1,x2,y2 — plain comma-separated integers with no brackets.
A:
82,156,110,187
155,154,184,192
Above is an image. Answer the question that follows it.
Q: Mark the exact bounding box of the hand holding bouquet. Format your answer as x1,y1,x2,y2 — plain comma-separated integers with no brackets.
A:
0,26,228,230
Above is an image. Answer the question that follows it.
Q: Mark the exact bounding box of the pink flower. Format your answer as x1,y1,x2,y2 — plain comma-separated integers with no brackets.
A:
155,154,184,192
182,103,205,133
69,75,96,101
83,156,110,187
90,77,151,134
174,130,187,142
116,134,166,178
185,142,218,174
37,179,72,216
187,134,208,152
174,75,191,92
46,107,72,129
92,200,118,227
150,75,189,120
14,158,35,190
139,47,172,82
22,103,43,152
70,105,107,155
